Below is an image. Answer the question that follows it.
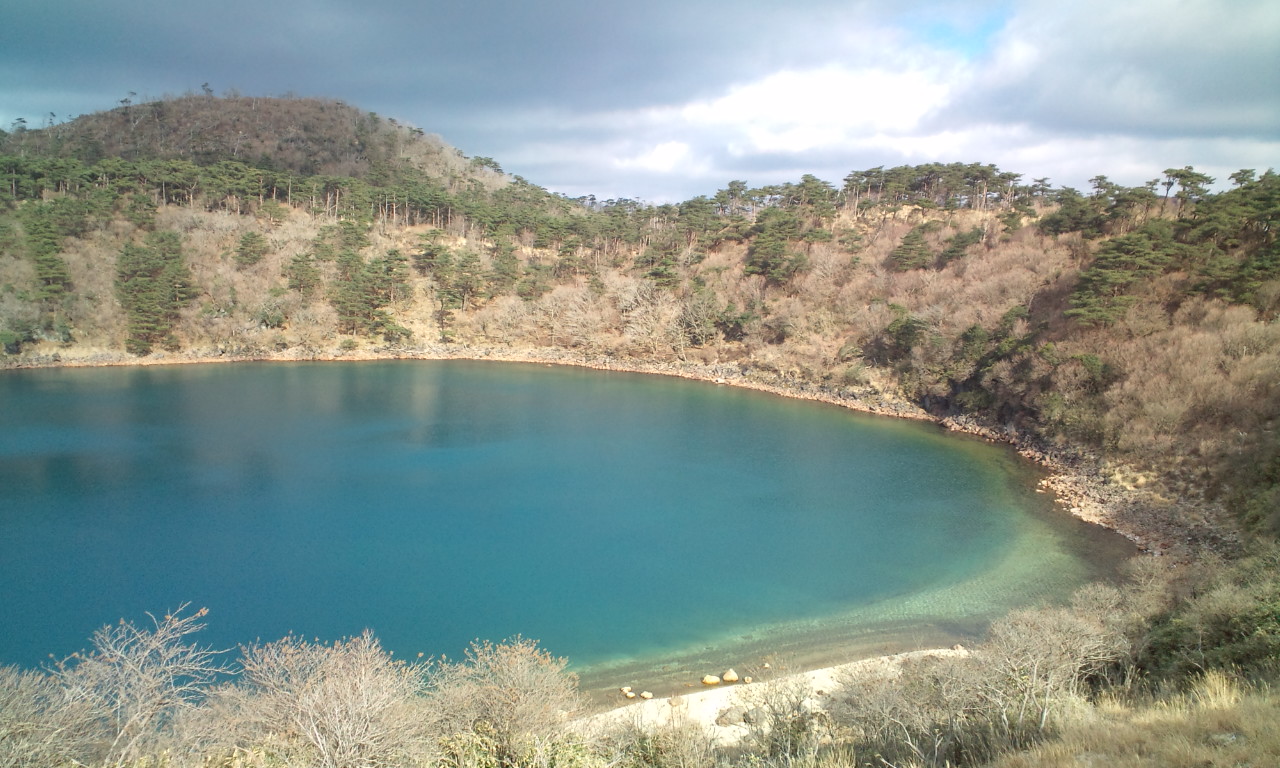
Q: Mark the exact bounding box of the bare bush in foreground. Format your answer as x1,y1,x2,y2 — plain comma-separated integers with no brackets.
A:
0,665,98,768
49,604,226,767
430,637,582,767
736,659,825,761
602,719,717,768
224,631,430,768
833,588,1131,767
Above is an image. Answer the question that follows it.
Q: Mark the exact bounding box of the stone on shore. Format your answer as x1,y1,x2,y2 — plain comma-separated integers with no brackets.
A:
716,706,746,726
701,674,721,685
722,668,739,683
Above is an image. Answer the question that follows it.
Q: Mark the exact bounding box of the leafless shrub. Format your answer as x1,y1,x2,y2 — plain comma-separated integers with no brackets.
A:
49,604,227,767
0,665,97,768
226,631,431,768
831,587,1132,767
429,637,581,767
727,657,831,762
601,718,717,768
834,654,985,767
976,604,1130,733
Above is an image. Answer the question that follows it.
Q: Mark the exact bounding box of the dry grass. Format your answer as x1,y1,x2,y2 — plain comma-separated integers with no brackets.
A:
992,673,1280,768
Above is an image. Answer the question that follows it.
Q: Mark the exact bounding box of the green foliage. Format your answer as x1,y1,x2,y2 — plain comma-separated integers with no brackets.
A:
114,230,196,354
1038,187,1106,237
1188,169,1280,311
234,231,270,267
18,204,74,303
888,226,935,270
516,264,552,301
252,298,287,329
1066,221,1182,325
488,241,522,295
715,303,755,342
937,226,985,265
329,248,411,338
1138,547,1280,683
838,230,864,253
999,209,1024,234
0,329,23,354
285,253,321,297
956,324,991,362
256,198,288,226
412,233,451,276
1226,428,1280,534
1072,353,1121,392
744,208,808,285
641,242,681,289
842,161,1026,211
1163,165,1215,214
869,303,932,363
124,193,157,230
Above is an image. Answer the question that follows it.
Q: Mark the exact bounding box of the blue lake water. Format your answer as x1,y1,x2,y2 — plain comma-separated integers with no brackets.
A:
0,361,1132,684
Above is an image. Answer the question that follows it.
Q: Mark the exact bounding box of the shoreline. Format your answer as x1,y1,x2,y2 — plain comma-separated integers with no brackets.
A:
578,648,969,745
7,341,1235,559
571,617,978,710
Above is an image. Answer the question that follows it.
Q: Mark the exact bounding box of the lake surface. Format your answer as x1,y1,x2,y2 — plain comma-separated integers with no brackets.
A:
0,361,1132,685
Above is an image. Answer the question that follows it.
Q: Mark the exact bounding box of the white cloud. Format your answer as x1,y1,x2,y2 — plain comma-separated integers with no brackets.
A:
615,141,700,174
680,66,955,155
959,0,1280,136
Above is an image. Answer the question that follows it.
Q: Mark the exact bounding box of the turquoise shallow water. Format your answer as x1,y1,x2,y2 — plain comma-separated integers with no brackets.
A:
0,361,1132,676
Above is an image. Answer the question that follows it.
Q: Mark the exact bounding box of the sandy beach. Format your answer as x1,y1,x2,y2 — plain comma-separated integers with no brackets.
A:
579,648,967,745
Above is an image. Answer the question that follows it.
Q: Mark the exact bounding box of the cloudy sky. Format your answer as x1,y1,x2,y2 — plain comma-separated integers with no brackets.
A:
2,0,1277,202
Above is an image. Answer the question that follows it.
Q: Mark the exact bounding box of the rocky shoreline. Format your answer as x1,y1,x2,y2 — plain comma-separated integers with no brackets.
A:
5,340,1239,560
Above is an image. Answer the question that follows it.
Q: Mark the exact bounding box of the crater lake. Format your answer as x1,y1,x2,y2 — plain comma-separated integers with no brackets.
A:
0,360,1133,691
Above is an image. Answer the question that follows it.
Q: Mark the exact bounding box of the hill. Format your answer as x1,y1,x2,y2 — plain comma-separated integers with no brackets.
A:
2,94,503,183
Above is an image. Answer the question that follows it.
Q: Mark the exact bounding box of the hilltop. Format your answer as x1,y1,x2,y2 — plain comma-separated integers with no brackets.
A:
3,94,504,184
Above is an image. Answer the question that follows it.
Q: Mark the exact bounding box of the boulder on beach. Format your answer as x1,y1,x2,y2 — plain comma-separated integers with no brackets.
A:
701,674,721,685
716,705,746,726
639,691,653,699
722,668,739,683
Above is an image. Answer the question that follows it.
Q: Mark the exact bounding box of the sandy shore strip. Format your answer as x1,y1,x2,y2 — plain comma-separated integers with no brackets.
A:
578,648,967,745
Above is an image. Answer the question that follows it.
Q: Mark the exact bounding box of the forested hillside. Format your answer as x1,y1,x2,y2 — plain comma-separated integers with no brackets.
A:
2,89,1280,768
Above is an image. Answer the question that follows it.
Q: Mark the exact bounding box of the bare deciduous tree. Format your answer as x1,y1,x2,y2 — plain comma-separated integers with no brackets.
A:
50,604,226,768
